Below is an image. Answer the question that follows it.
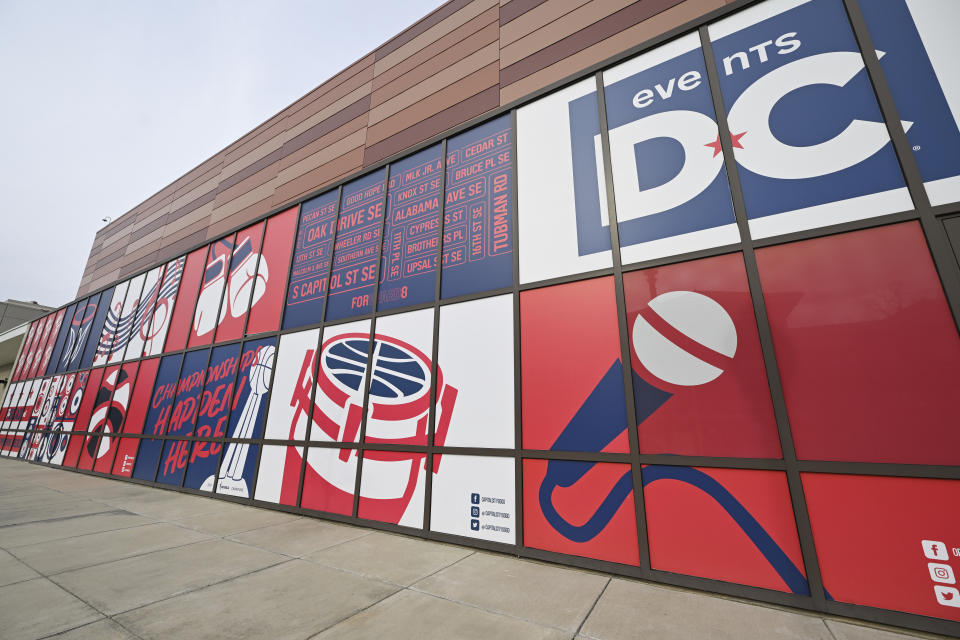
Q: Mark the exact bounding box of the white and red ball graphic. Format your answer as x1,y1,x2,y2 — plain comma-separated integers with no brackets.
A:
632,290,737,387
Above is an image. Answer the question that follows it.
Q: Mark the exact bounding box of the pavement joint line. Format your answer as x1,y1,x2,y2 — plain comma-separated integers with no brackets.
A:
404,548,478,589
0,576,41,589
163,514,310,539
15,534,217,579
217,535,303,561
36,609,149,640
573,576,610,638
102,557,298,619
31,574,119,638
0,507,120,529
68,556,294,619
306,584,408,639
400,552,591,634
404,581,578,634
2,520,161,552
223,522,378,557
302,545,477,590
823,617,840,640
0,515,157,549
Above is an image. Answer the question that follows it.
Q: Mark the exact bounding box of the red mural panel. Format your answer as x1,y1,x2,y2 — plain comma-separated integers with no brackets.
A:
215,223,265,343
25,315,54,380
300,448,355,515
246,206,298,335
11,321,40,382
803,473,960,622
624,253,781,458
757,222,960,464
521,277,628,453
523,459,640,566
112,357,160,477
63,367,105,468
164,247,206,353
190,235,236,348
644,467,807,594
36,309,66,378
92,361,139,473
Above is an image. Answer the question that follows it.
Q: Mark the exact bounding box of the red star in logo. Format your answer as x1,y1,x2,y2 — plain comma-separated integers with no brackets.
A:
705,131,747,157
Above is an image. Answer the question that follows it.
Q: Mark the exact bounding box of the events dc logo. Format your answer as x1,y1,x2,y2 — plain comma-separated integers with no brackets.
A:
570,0,926,254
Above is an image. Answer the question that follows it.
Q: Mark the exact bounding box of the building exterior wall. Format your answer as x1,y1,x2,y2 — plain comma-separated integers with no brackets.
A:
77,0,736,298
9,0,960,636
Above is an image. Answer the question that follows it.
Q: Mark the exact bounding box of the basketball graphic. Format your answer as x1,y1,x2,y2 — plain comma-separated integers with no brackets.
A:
632,290,737,387
294,331,457,523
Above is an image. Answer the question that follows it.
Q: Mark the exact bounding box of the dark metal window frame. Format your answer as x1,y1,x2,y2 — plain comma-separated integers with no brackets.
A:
7,0,960,635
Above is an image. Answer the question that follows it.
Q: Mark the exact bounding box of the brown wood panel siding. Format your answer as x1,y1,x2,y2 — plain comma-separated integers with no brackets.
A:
499,0,593,48
163,200,216,239
277,115,367,173
500,0,631,65
222,113,288,167
271,146,365,207
157,228,209,263
118,250,162,278
284,57,375,128
126,227,164,255
76,0,727,298
366,63,499,145
499,0,723,103
83,269,122,295
282,95,371,157
369,42,498,124
370,16,498,106
216,147,286,194
374,0,496,76
500,0,686,85
375,0,475,60
92,245,127,271
363,84,499,166
214,161,282,206
499,0,547,25
165,188,218,228
128,214,169,243
372,8,498,93
206,197,273,239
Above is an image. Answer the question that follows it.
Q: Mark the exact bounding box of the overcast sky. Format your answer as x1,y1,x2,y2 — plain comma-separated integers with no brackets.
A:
0,0,445,308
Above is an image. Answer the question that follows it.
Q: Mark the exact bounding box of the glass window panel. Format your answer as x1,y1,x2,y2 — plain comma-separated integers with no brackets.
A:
378,144,443,311
523,459,640,566
437,294,514,449
442,114,514,297
860,0,960,206
803,473,960,622
521,277,628,453
325,170,387,322
645,466,807,594
756,222,960,464
624,253,781,458
518,79,612,284
604,33,739,265
430,455,515,544
708,0,911,238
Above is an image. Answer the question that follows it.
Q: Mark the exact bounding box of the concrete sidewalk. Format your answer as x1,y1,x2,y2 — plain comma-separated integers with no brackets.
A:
0,459,944,640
